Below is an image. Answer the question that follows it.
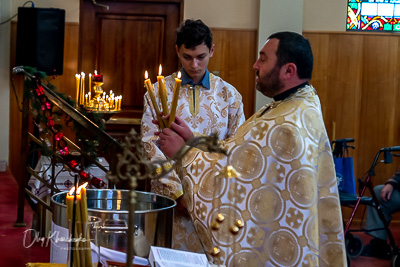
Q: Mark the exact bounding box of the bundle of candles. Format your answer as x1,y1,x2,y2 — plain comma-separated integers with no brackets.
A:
66,182,93,267
75,71,122,111
144,65,181,129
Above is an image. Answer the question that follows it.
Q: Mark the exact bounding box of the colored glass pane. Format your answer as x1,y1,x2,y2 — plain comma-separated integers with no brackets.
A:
347,0,400,32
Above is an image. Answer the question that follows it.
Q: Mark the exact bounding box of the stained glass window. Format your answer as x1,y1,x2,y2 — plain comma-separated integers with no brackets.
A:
347,0,400,32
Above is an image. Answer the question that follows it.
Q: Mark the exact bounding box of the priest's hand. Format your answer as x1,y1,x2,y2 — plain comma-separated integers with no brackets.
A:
158,128,185,158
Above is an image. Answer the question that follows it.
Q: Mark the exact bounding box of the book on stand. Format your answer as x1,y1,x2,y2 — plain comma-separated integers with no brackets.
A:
148,246,211,267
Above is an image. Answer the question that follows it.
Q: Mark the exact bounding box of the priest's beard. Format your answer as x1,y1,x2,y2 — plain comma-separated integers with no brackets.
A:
256,64,284,98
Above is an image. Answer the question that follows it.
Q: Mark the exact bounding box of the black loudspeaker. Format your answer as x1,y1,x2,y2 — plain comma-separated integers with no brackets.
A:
16,7,65,75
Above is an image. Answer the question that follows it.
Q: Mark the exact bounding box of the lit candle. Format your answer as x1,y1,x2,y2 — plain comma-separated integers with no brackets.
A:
111,95,115,110
118,95,122,110
75,74,80,105
89,73,92,96
157,64,169,117
78,183,92,266
66,186,75,220
85,94,88,106
66,186,84,265
65,186,80,267
80,72,86,106
93,70,103,82
168,71,182,128
145,71,165,129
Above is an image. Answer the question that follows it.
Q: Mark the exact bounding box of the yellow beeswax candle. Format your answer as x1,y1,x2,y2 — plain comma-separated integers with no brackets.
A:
78,183,92,266
157,64,169,117
66,186,84,267
145,71,165,129
88,73,92,95
66,187,75,221
75,74,80,105
80,72,85,106
168,71,182,128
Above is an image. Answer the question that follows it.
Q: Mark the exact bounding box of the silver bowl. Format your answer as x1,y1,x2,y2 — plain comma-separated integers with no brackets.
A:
51,189,176,258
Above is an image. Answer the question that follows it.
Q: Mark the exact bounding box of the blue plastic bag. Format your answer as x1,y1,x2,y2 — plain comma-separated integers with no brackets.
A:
334,157,356,195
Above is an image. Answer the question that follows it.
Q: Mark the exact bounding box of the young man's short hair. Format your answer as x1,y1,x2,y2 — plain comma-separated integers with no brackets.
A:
176,19,213,51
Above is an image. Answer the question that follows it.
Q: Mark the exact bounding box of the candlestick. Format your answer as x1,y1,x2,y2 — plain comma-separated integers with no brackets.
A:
157,64,169,117
168,71,182,128
144,71,165,129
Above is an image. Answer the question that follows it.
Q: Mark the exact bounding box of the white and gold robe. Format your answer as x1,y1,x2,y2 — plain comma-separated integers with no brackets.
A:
181,85,346,266
141,72,245,252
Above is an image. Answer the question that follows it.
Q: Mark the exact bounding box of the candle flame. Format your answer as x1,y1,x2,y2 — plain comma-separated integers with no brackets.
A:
89,73,92,77
68,186,76,196
145,70,149,79
94,70,98,75
177,71,182,79
158,64,162,76
75,74,80,78
77,182,88,194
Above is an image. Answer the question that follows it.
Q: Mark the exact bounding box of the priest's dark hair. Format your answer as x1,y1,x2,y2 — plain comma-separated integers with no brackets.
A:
268,31,314,80
176,19,213,51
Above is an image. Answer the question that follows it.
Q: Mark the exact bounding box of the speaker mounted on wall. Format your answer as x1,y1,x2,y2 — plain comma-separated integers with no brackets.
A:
16,7,65,75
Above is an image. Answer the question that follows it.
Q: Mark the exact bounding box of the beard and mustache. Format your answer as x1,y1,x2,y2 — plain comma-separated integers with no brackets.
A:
255,63,284,98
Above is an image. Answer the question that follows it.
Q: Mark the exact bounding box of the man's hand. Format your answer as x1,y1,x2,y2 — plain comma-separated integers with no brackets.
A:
154,115,194,158
381,183,394,201
169,116,194,142
158,128,186,158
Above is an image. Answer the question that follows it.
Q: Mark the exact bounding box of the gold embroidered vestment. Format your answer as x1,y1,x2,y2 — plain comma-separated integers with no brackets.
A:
181,85,346,266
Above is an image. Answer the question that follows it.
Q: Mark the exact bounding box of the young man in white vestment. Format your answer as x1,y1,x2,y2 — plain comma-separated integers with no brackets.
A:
157,31,347,266
140,19,245,252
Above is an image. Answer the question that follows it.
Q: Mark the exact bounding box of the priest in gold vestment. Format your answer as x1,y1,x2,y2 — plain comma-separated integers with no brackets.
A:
158,31,346,266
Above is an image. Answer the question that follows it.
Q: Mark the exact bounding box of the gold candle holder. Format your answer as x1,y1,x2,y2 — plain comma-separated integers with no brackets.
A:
92,82,104,107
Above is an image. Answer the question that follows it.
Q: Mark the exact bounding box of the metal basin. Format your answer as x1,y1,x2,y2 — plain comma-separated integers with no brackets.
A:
51,189,176,258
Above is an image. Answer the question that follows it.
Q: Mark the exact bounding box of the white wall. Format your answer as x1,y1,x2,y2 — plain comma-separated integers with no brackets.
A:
0,0,11,164
183,0,259,29
303,0,348,32
255,0,305,111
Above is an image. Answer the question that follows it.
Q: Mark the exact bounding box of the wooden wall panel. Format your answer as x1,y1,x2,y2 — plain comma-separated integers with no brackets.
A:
79,0,182,121
304,32,400,221
209,28,257,119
